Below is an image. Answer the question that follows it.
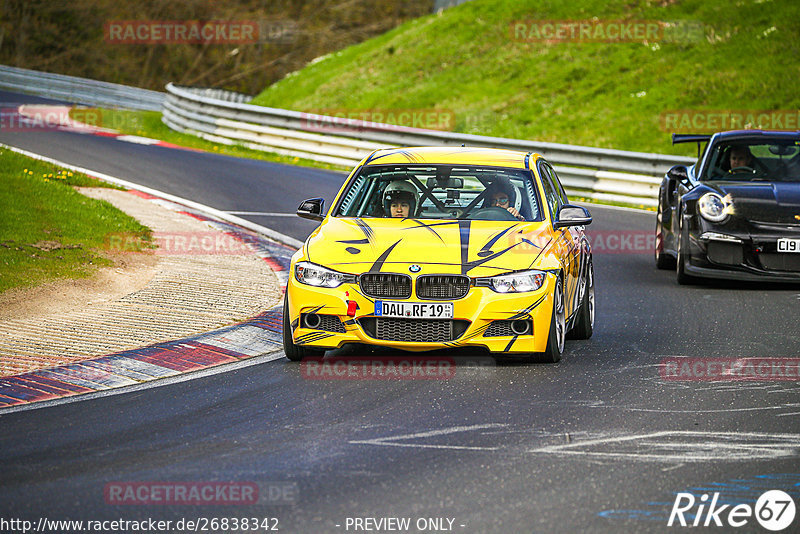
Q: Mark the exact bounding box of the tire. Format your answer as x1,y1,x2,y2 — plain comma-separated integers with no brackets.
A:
676,215,695,285
282,295,324,361
655,202,676,270
537,276,566,363
567,261,594,340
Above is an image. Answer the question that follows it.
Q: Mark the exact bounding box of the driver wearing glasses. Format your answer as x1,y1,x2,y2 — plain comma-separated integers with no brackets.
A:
488,184,525,221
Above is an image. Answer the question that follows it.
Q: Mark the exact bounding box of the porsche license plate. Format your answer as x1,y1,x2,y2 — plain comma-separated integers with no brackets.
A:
374,301,453,319
777,238,800,253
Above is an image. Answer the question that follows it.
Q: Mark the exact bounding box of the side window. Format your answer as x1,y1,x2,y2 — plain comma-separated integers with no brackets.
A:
546,164,569,206
537,164,560,220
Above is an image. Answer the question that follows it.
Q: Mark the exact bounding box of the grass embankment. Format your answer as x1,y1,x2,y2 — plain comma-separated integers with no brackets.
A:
73,0,798,212
0,149,151,293
250,0,800,156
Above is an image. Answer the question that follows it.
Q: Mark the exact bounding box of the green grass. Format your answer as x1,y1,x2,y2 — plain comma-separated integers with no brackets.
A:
93,109,349,172
251,0,800,157
0,149,151,293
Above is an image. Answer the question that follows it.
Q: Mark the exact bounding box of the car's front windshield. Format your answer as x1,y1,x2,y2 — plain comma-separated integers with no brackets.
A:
703,140,800,182
334,164,543,222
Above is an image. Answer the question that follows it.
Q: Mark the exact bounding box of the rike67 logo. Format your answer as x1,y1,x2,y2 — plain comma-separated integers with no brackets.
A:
668,490,796,531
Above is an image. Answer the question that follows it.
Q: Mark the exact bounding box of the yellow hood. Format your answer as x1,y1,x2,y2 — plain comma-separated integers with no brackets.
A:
305,217,554,278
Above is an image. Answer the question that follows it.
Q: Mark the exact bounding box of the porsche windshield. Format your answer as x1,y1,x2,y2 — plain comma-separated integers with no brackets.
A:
334,165,544,221
703,140,800,182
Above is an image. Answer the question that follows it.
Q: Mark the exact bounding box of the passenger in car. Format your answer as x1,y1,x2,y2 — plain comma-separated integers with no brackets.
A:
383,180,419,218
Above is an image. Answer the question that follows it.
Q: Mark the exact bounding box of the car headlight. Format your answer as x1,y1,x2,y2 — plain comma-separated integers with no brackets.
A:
478,270,547,293
698,192,732,222
294,261,356,288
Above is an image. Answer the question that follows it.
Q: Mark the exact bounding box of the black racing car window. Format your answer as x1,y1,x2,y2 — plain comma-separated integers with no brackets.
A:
703,141,800,182
703,144,728,180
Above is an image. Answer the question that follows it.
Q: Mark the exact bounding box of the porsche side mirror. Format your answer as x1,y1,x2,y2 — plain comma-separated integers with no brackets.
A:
297,198,325,221
667,165,689,184
554,204,592,229
666,165,689,203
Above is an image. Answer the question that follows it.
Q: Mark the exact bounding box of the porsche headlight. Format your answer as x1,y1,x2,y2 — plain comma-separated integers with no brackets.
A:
698,193,732,222
294,261,355,288
479,270,546,293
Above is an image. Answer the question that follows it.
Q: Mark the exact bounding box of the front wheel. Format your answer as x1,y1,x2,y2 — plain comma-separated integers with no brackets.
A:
537,276,566,363
567,262,594,340
675,216,695,285
655,202,676,270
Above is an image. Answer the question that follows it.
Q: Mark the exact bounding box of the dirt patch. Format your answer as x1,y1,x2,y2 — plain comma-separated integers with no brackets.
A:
0,187,281,378
0,250,158,322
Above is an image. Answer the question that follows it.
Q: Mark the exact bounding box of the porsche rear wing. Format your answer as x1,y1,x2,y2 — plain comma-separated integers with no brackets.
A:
671,134,711,145
671,133,711,158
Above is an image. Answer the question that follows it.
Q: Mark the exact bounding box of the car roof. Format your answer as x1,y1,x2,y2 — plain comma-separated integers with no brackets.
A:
363,147,542,169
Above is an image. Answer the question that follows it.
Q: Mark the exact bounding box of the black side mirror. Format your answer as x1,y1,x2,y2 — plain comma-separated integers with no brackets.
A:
297,198,325,221
554,204,592,229
666,165,688,203
666,165,689,183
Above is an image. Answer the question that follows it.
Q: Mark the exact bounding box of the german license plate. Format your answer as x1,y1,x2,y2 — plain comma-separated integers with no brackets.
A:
777,238,800,253
374,300,453,319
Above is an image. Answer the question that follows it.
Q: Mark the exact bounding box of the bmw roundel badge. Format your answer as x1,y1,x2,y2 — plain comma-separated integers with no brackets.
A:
409,265,421,273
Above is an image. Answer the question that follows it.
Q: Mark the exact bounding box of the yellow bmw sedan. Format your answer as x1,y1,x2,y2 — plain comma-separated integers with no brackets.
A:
283,147,594,363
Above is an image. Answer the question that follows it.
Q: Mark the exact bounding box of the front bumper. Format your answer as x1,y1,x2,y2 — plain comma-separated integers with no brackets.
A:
285,274,557,354
684,224,800,282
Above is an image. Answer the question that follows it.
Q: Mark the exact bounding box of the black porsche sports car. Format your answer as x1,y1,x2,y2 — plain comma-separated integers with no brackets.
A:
655,130,800,284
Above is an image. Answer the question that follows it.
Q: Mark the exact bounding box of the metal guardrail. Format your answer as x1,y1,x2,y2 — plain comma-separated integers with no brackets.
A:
164,83,694,207
0,64,692,207
0,65,164,111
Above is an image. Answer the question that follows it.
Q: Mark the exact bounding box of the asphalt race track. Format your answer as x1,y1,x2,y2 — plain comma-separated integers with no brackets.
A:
2,91,799,533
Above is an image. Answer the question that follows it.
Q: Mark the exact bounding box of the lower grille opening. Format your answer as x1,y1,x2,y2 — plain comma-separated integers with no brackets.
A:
484,320,532,337
359,318,469,343
758,253,800,272
707,242,743,266
301,313,346,333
